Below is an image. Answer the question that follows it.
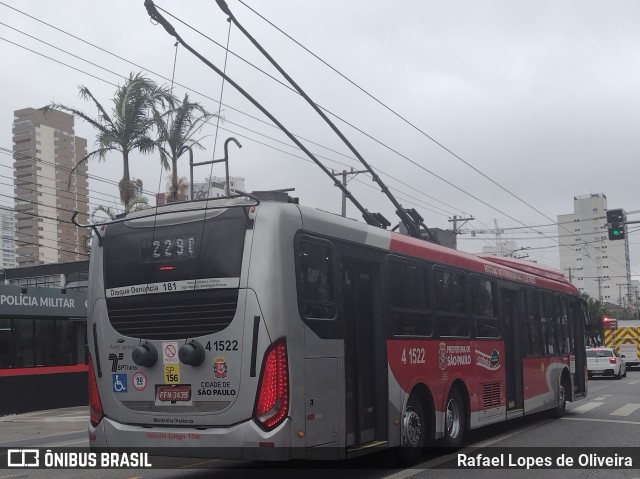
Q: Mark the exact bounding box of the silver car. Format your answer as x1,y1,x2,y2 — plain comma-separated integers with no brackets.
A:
587,347,627,379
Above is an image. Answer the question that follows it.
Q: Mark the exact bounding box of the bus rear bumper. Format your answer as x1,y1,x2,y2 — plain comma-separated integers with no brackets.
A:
89,417,292,461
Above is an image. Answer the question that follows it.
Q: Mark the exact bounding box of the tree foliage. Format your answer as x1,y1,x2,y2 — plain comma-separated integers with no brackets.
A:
44,72,174,205
92,196,149,222
154,93,214,202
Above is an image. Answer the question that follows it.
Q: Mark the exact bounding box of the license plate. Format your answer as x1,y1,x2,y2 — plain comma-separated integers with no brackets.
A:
157,385,191,402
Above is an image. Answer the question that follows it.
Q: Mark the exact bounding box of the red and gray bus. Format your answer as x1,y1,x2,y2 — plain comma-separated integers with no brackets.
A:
86,193,587,460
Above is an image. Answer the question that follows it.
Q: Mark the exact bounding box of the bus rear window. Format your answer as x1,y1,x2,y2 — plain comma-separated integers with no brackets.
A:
103,207,247,295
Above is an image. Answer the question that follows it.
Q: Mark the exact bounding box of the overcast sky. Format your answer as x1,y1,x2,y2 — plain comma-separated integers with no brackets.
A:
1,0,639,281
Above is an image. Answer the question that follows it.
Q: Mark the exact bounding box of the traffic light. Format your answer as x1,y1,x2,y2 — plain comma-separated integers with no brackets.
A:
606,208,625,240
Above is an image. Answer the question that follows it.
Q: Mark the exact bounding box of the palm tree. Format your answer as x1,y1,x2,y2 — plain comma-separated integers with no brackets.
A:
43,72,174,205
92,195,150,222
154,94,214,202
164,176,189,203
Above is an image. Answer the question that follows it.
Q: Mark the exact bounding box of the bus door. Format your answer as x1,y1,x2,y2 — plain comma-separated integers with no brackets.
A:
341,259,384,447
500,288,523,412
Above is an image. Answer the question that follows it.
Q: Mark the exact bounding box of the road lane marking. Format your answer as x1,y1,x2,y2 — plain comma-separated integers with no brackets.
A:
0,430,86,446
42,416,89,422
40,439,89,447
562,417,640,425
59,410,89,416
569,401,604,414
610,403,640,416
591,396,611,401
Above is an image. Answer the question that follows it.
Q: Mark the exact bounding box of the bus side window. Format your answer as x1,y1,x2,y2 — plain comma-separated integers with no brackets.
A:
471,277,499,338
557,296,573,354
388,259,431,336
540,293,559,356
435,269,469,337
296,240,336,319
524,289,542,356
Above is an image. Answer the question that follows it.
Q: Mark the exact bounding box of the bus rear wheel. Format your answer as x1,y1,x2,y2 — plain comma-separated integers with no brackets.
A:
549,375,568,419
443,388,465,448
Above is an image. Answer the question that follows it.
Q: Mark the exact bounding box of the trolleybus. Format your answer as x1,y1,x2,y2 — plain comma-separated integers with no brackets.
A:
86,192,588,460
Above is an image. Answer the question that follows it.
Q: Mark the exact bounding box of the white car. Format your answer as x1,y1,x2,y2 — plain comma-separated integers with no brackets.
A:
587,347,627,379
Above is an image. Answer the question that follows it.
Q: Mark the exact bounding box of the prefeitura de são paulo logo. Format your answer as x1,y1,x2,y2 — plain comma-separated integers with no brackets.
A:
438,342,447,371
214,357,228,378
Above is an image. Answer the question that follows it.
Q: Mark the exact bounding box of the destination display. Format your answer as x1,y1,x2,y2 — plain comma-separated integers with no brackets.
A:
140,235,197,263
105,278,240,298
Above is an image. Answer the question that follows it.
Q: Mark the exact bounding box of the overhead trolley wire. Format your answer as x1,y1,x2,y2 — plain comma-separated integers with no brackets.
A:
0,4,474,217
234,1,588,241
147,5,584,245
0,19,464,217
4,1,633,277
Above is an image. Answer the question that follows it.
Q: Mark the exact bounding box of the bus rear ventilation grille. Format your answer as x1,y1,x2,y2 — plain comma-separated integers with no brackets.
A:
106,290,238,340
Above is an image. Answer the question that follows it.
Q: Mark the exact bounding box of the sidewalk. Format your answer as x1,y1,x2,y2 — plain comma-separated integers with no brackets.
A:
0,406,89,446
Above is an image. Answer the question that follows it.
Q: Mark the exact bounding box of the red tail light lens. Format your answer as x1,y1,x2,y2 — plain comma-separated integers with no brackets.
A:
609,357,617,364
88,354,104,427
253,339,288,431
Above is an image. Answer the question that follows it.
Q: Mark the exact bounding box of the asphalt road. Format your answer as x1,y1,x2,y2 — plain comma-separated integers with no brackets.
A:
2,371,640,478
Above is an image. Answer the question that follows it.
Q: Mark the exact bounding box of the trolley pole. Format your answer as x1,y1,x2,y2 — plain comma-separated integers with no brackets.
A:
332,168,368,217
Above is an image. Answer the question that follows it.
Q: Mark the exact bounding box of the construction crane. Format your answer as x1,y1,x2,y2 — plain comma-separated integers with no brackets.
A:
460,220,507,255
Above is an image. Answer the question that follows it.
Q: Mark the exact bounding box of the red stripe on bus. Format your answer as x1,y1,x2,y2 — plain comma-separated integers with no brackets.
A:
389,234,577,293
0,364,88,377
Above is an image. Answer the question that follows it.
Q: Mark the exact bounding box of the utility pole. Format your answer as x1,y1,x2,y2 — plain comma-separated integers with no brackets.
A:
564,267,573,282
449,215,475,234
493,219,504,256
332,168,368,217
448,215,474,251
617,283,626,308
596,277,603,303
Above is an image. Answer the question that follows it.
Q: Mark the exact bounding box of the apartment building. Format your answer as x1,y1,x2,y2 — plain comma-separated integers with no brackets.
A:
0,210,16,268
12,107,89,266
557,193,631,305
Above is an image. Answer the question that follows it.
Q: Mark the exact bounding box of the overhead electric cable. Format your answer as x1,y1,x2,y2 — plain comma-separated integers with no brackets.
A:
0,7,474,216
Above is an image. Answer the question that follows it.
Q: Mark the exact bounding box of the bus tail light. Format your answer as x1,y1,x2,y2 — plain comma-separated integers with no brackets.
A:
88,354,104,427
253,339,288,431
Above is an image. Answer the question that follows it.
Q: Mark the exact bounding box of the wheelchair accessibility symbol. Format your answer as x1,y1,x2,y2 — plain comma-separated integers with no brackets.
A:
112,373,128,393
